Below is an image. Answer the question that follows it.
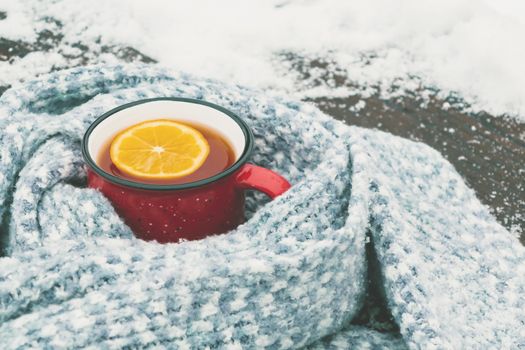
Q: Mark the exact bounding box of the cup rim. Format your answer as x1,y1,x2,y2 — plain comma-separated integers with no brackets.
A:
81,97,254,191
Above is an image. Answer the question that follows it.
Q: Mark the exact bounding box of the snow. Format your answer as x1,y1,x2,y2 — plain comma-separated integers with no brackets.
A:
0,0,525,121
0,2,35,41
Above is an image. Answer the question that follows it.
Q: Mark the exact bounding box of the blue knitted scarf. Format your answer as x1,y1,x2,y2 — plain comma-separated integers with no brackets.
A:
0,64,523,349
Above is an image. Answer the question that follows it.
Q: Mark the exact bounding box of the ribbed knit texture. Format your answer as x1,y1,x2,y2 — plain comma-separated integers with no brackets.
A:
0,64,523,349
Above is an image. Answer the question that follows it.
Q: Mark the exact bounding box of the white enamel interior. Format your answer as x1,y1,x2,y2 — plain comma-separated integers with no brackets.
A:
88,100,246,164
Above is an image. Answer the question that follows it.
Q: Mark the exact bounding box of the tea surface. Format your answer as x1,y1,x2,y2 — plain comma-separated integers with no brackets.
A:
98,121,235,185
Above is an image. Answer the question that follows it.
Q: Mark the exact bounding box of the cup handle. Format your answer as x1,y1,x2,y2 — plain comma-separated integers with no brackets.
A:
235,163,291,199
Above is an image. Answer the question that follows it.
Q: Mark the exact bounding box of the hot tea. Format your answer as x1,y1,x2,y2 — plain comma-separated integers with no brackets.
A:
98,120,236,185
84,98,291,243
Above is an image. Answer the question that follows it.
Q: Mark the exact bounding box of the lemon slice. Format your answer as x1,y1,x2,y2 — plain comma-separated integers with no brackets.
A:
110,119,210,180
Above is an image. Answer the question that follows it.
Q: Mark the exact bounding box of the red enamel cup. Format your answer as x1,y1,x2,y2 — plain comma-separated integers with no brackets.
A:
82,98,291,243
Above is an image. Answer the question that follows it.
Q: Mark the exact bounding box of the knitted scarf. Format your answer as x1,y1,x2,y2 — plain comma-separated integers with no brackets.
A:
0,64,523,349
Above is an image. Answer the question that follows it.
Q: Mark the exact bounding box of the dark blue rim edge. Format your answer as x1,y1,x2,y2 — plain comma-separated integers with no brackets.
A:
81,97,254,191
